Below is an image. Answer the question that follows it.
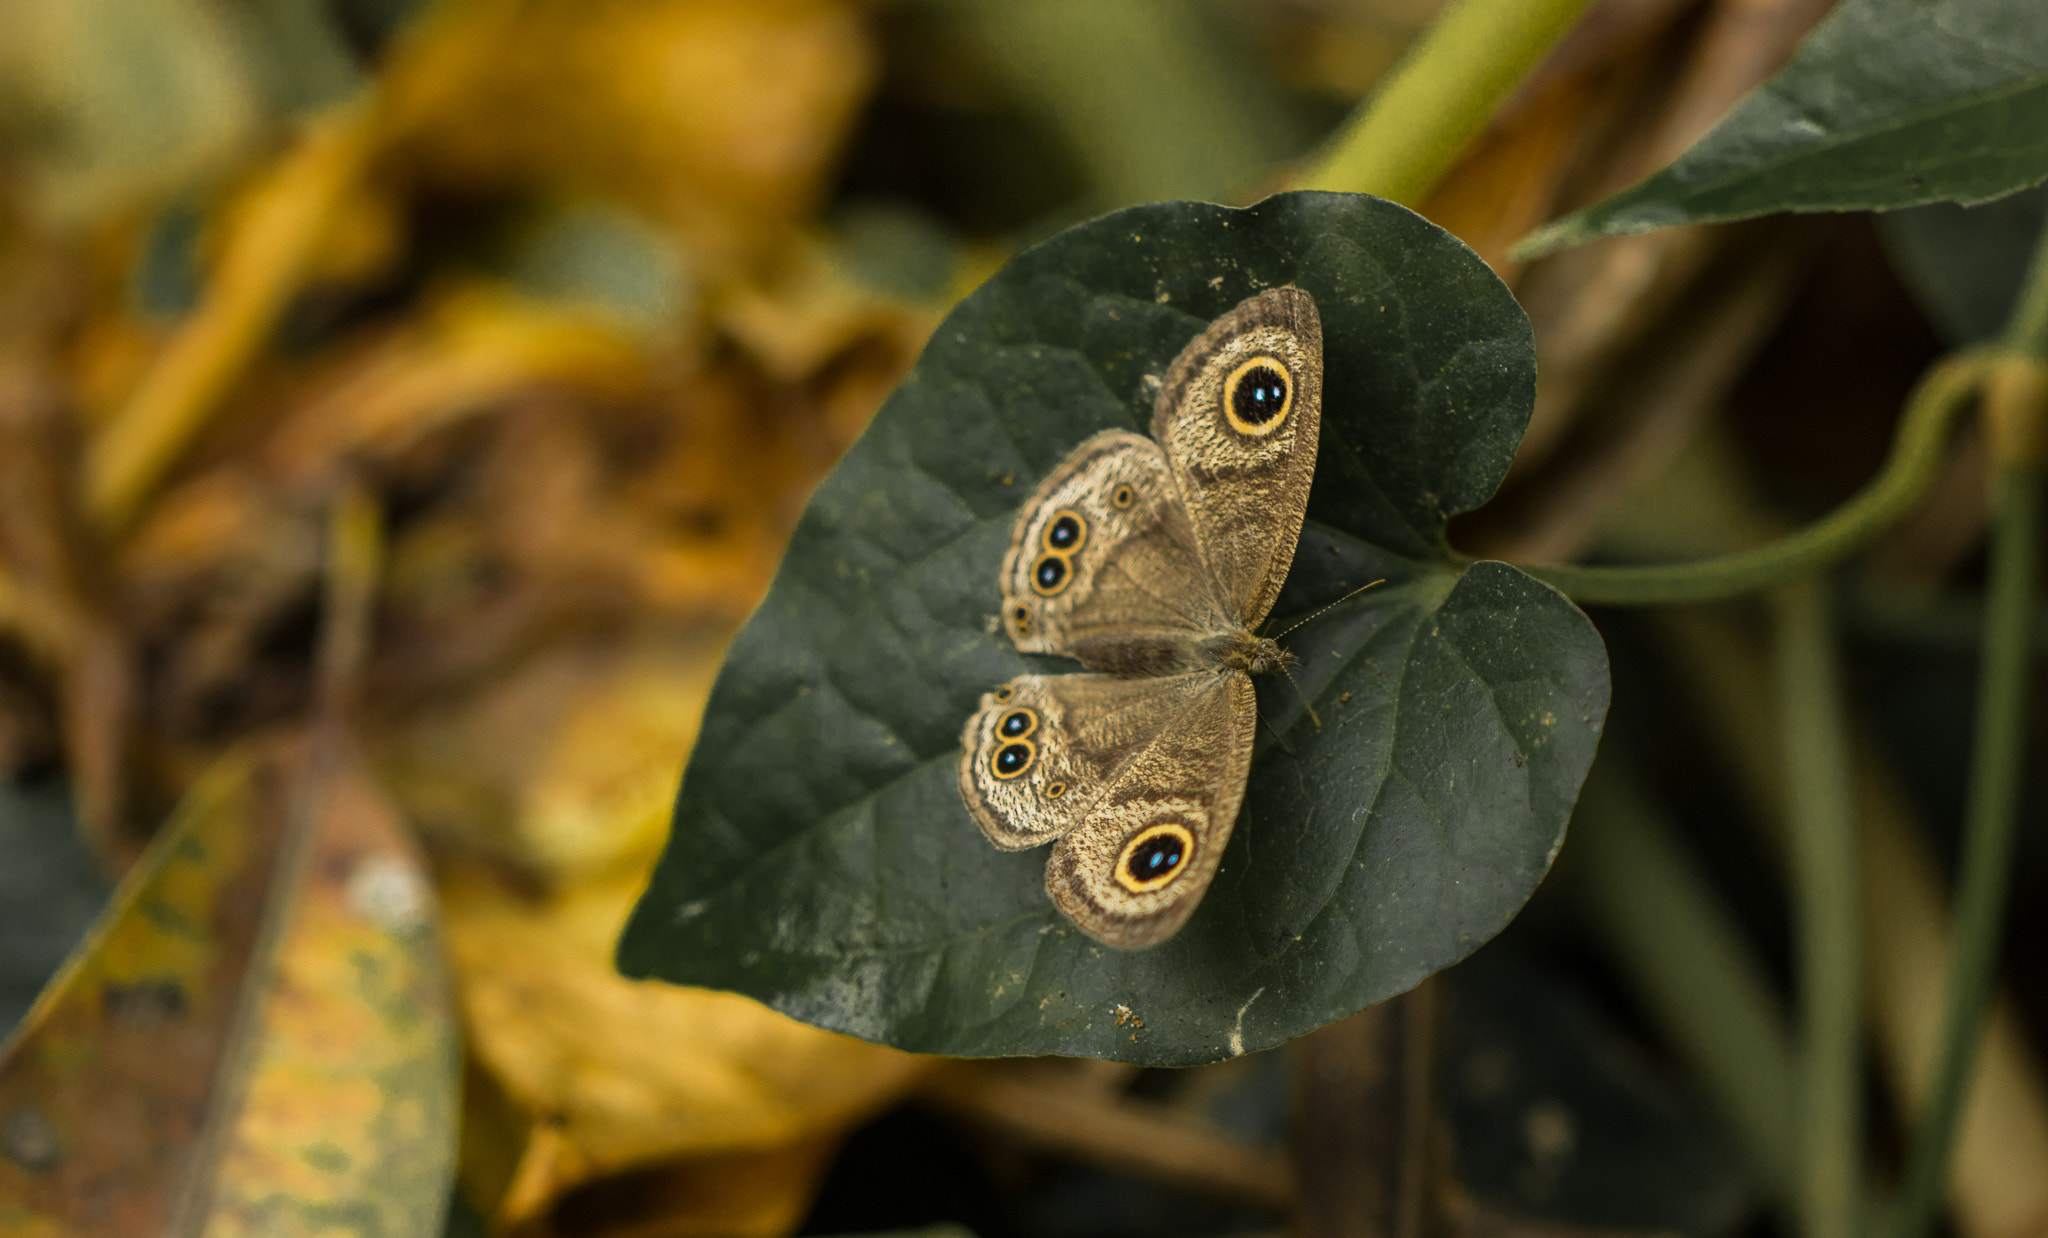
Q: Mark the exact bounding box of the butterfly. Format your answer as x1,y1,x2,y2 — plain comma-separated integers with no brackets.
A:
958,287,1323,948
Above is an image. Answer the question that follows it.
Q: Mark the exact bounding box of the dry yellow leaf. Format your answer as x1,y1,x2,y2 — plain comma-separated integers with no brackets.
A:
262,282,649,490
384,0,876,270
442,862,923,1179
417,632,926,1222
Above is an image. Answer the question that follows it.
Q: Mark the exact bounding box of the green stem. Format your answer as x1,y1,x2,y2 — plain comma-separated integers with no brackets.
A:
1886,465,2042,1238
2003,215,2048,364
1568,764,1802,1201
1773,580,1862,1238
1520,349,2000,605
1293,0,1598,205
1886,201,2048,1238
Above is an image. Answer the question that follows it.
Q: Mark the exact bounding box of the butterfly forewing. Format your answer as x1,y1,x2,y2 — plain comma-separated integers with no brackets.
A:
999,430,1227,676
1151,287,1322,630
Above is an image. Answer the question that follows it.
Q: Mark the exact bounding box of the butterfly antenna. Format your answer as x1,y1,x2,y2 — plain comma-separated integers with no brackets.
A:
1271,578,1387,641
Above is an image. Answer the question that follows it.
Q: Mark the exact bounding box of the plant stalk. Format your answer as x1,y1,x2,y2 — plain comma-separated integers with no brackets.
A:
1567,765,1802,1200
1293,0,1598,204
1773,579,1862,1238
1885,463,2041,1238
1887,200,2048,1238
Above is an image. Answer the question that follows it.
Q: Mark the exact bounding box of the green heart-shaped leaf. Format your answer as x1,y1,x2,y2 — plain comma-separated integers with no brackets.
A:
617,192,1609,1065
1518,0,2048,258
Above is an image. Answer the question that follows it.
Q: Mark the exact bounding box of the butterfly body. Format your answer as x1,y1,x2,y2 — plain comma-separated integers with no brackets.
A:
959,288,1322,948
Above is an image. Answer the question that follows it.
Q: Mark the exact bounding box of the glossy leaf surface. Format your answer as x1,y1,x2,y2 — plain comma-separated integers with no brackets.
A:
1519,0,2048,257
618,192,1609,1065
1880,184,2048,345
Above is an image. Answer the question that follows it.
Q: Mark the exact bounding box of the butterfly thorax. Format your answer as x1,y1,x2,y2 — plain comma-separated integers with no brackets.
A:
1206,629,1296,677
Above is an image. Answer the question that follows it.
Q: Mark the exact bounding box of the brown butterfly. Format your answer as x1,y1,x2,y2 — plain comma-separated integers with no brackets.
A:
959,288,1323,947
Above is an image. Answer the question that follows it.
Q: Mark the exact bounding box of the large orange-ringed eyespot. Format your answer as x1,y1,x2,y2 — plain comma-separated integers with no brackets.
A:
1042,510,1086,554
1115,821,1196,893
990,740,1035,780
997,708,1037,739
1030,553,1071,596
1221,355,1292,437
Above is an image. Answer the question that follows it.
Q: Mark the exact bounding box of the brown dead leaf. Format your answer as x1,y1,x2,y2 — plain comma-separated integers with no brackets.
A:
0,750,285,1235
1416,70,1601,283
517,1134,842,1238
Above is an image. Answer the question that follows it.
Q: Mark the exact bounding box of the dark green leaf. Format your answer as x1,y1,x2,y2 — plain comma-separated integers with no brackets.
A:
617,192,1609,1065
1880,183,2048,345
1518,0,2048,258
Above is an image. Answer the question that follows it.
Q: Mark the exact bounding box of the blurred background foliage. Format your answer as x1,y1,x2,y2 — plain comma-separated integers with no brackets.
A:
0,0,2043,1236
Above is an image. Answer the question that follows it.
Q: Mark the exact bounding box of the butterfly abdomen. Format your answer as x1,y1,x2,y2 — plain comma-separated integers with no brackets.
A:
1071,631,1206,677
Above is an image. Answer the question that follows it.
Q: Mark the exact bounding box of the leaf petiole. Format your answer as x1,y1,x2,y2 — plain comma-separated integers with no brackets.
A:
1515,348,2001,606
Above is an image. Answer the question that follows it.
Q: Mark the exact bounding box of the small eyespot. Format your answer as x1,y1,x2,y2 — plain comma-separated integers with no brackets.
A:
1111,484,1135,509
1115,822,1196,893
1030,554,1070,596
993,685,1015,702
991,741,1034,780
1011,604,1031,634
1044,781,1067,800
1043,510,1086,553
1221,355,1292,437
998,708,1036,739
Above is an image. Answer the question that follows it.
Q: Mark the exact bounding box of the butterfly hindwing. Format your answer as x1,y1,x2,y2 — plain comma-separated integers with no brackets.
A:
1044,670,1254,949
958,671,1221,851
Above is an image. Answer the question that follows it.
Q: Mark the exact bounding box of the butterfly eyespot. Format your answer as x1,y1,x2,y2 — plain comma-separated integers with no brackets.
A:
1221,355,1292,437
1044,781,1067,799
998,708,1037,738
1043,510,1087,554
1030,554,1070,596
1011,604,1032,634
992,685,1015,702
1111,484,1135,509
991,740,1035,780
1116,822,1195,893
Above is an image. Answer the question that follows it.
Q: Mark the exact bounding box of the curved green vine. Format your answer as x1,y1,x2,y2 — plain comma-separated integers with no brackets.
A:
1518,349,2001,606
1887,213,2048,1238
